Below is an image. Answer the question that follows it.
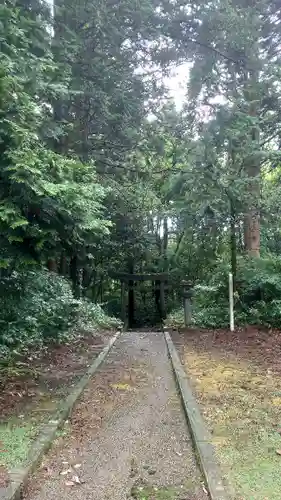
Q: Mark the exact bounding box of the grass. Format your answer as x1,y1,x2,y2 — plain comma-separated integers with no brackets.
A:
131,485,181,499
183,348,281,500
130,477,199,500
0,421,38,469
0,390,67,471
0,387,72,472
0,332,108,473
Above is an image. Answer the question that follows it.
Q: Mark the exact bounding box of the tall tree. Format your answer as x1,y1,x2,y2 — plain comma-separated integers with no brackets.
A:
0,0,109,276
168,0,281,257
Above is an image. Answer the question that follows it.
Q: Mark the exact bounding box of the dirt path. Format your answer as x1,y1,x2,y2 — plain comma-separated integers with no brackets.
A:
25,331,207,500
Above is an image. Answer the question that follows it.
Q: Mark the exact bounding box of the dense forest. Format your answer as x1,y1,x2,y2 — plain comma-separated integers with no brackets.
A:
1,0,281,362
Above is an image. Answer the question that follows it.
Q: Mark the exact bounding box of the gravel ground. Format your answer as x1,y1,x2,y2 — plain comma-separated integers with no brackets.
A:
24,331,207,500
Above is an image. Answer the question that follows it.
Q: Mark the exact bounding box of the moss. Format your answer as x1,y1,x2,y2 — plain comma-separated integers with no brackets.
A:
0,422,38,469
184,349,281,499
130,477,198,500
130,485,180,499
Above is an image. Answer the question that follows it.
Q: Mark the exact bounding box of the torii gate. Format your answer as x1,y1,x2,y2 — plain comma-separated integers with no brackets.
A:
111,272,169,327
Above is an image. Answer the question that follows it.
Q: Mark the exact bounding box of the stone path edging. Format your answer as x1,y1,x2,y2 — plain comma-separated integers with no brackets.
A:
0,330,121,500
164,330,232,500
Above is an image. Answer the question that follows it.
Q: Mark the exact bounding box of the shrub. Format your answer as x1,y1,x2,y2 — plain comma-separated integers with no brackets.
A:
0,269,120,362
76,300,122,330
166,255,281,329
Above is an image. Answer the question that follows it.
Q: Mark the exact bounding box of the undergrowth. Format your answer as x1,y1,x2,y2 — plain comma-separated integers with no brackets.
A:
0,269,121,367
166,255,281,329
0,423,37,468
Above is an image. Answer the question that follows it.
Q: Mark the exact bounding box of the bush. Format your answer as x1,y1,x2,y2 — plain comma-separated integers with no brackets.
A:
166,255,281,329
76,300,122,330
0,269,120,361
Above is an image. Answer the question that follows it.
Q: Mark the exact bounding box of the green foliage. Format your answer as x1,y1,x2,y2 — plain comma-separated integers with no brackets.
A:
0,270,76,358
0,423,36,468
0,0,109,271
76,301,122,330
167,256,281,329
2,0,281,347
0,269,120,363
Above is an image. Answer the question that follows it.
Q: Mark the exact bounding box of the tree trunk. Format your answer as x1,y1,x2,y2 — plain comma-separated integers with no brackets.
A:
82,267,91,295
47,259,57,272
59,252,67,276
128,259,134,328
162,216,168,315
52,0,68,154
244,82,260,257
121,280,126,323
128,281,134,327
155,280,160,320
159,281,166,320
162,216,168,258
70,255,81,298
237,219,244,253
244,207,260,257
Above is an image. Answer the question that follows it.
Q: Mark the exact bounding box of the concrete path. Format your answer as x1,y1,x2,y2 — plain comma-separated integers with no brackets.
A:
24,331,207,500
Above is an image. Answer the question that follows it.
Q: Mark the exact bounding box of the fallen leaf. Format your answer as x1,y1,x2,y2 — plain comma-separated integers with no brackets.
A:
272,397,281,406
202,483,208,494
111,383,132,391
65,480,75,486
71,474,81,484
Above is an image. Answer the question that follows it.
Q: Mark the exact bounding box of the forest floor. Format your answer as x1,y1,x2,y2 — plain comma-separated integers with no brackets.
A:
0,330,113,488
171,326,281,500
22,331,207,500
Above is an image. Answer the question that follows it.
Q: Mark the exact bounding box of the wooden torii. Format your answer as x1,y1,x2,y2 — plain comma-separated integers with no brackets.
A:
110,272,168,327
